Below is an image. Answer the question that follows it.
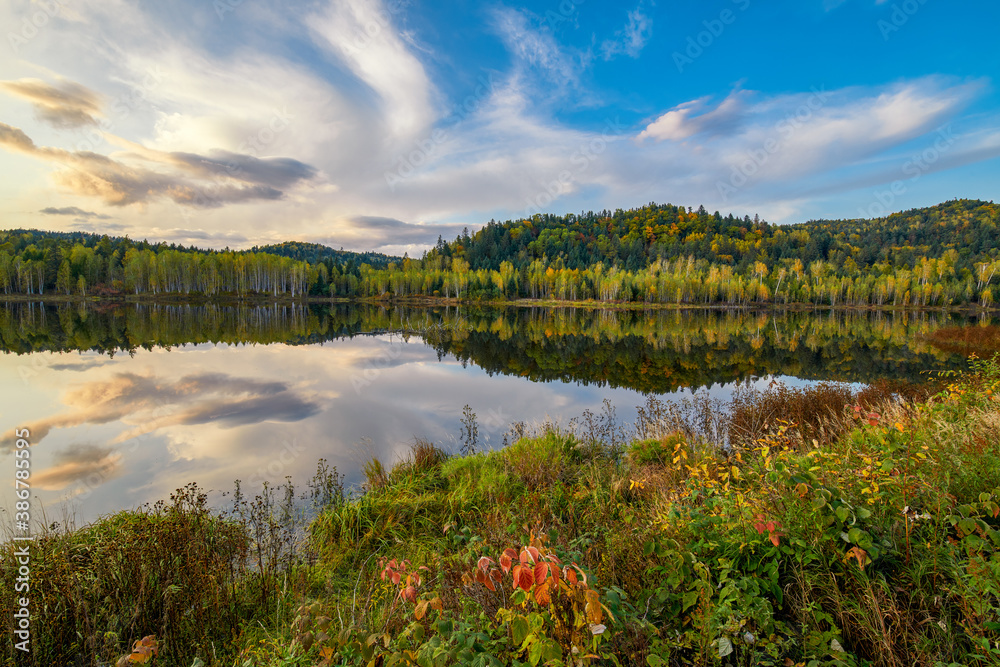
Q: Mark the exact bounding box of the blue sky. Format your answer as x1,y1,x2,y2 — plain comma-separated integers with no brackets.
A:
1,0,998,254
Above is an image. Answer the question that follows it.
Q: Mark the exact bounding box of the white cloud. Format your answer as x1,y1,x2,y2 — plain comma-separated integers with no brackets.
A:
638,89,751,142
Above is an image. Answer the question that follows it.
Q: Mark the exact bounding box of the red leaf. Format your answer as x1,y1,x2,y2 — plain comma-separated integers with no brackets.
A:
534,562,548,585
477,556,494,574
565,567,578,585
500,549,515,573
516,567,534,591
769,533,781,547
534,579,552,605
526,546,541,563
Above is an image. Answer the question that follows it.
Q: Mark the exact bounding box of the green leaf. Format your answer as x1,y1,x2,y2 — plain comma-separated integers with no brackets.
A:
847,527,864,544
682,590,698,611
811,494,828,510
717,637,734,658
511,616,529,645
540,639,562,662
646,656,666,667
527,640,544,666
856,507,872,520
835,506,850,523
437,619,454,636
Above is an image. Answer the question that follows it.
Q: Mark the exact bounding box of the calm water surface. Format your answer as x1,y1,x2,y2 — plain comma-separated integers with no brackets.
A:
0,301,987,525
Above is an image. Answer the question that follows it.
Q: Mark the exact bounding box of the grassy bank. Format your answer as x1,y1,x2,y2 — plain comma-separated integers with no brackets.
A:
3,366,1000,666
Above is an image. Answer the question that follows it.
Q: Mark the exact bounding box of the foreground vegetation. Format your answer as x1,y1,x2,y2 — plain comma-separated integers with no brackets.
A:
3,360,1000,666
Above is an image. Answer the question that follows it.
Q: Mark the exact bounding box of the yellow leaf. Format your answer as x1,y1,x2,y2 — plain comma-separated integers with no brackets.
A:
585,589,602,625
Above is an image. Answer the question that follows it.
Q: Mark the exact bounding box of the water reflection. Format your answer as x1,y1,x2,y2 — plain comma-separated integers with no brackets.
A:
0,301,988,524
0,301,980,388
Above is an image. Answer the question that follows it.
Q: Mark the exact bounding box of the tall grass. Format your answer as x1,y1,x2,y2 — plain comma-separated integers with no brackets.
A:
0,462,345,667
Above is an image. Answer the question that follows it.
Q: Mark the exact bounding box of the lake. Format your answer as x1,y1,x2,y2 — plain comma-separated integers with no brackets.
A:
0,301,988,525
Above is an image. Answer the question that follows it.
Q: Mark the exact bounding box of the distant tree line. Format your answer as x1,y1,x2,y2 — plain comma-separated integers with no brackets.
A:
0,231,375,298
2,199,998,307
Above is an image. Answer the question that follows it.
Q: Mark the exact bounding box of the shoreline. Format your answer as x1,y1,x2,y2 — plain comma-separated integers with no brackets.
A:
1,292,997,315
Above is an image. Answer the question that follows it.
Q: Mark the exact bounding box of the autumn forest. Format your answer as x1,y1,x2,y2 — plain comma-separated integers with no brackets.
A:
1,198,998,308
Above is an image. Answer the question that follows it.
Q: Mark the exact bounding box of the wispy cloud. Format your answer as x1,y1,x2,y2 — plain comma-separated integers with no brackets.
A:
40,206,111,220
629,77,995,217
490,6,585,86
0,78,103,128
0,120,317,208
308,0,435,141
601,2,654,60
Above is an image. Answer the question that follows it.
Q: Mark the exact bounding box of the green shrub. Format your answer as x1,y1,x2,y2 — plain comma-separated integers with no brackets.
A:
627,431,687,467
503,432,577,490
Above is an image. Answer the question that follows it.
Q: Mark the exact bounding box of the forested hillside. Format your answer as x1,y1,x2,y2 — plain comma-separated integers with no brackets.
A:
441,199,999,273
1,199,998,307
250,241,397,267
